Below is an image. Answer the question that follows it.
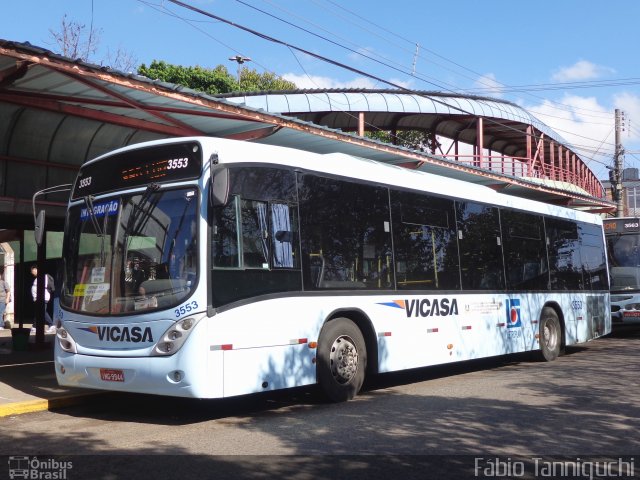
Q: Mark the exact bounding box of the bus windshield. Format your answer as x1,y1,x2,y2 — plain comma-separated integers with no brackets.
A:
61,187,198,315
607,233,640,291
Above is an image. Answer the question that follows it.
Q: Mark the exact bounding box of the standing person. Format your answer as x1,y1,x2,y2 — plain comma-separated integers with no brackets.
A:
0,272,10,329
30,265,55,334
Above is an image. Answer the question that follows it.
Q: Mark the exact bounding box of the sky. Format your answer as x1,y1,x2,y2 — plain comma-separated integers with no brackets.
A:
3,0,640,181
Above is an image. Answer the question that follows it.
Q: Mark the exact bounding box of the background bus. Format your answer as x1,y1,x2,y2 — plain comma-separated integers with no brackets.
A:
55,137,611,402
604,217,640,324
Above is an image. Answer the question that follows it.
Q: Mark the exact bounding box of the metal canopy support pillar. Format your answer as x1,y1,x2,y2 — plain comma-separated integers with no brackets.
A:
526,126,533,176
550,141,556,180
358,112,365,137
476,117,483,167
539,134,545,177
557,144,564,181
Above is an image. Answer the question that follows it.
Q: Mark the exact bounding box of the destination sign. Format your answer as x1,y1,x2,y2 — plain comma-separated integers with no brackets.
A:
72,141,202,199
603,218,640,234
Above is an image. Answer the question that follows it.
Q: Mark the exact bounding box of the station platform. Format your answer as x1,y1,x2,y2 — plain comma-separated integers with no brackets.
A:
0,325,100,417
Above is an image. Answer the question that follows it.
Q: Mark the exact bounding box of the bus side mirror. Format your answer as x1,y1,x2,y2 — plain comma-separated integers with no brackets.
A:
210,167,229,207
34,210,46,246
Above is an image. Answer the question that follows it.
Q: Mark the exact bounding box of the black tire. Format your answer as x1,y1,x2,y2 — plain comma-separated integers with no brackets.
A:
538,307,562,362
317,318,367,402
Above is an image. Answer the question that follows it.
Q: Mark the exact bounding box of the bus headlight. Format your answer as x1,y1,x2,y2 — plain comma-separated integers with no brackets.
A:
151,317,200,356
56,326,77,353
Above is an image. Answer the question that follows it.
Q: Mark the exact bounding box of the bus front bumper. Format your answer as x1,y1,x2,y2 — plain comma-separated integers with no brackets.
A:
54,349,216,399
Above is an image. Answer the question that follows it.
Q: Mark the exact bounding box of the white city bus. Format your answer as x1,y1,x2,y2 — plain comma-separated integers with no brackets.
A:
55,137,611,401
604,217,640,324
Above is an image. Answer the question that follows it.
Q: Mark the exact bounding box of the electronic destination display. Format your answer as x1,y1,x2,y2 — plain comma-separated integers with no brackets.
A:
603,218,640,234
72,141,202,199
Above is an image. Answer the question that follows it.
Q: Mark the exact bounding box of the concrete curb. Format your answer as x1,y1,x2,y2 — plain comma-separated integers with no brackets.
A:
0,392,104,418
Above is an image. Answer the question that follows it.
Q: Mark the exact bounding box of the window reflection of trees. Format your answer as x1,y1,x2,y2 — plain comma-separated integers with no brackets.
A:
579,223,608,290
546,218,582,290
457,202,504,290
298,174,391,290
208,165,610,306
391,191,460,290
501,211,549,290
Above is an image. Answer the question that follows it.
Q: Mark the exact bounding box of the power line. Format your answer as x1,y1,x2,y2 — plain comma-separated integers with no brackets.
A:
313,0,616,119
164,0,613,174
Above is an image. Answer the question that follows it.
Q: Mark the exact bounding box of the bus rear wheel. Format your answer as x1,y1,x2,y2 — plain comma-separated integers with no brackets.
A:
317,318,366,402
538,307,562,362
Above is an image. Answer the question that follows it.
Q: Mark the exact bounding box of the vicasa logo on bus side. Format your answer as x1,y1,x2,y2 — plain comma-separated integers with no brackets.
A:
378,298,459,317
80,325,154,342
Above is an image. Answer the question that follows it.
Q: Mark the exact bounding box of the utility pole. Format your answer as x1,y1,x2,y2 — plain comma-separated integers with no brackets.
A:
613,109,625,217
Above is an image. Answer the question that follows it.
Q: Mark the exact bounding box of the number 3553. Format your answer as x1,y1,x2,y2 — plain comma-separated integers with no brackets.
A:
167,157,189,169
175,301,198,318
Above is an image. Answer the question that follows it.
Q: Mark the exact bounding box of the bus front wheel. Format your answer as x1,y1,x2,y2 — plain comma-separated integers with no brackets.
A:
317,318,366,402
538,307,562,362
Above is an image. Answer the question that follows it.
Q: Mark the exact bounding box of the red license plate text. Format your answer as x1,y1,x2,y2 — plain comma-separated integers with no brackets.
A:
100,368,124,382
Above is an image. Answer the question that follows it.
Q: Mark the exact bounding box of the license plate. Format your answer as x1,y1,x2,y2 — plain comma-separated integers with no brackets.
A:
100,368,124,382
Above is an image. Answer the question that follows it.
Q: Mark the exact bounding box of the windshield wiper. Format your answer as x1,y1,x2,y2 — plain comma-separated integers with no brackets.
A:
123,183,161,261
83,195,103,237
83,195,112,267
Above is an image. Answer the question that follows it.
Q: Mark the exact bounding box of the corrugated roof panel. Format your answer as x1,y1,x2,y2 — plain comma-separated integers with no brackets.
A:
0,40,613,214
86,124,140,160
8,109,64,160
302,92,332,112
383,92,406,113
341,92,372,111
49,116,103,165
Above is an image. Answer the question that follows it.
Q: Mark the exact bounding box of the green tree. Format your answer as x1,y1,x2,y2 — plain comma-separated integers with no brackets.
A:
237,67,296,92
366,130,440,154
137,61,296,94
137,61,236,95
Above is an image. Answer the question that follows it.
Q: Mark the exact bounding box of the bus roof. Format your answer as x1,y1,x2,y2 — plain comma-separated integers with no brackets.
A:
88,136,602,225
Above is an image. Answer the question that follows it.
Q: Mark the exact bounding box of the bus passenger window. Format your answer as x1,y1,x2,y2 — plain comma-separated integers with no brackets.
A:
241,199,269,268
391,190,459,290
212,199,240,268
271,203,299,269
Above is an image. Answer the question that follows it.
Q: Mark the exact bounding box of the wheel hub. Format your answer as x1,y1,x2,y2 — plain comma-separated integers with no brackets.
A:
329,335,358,384
543,323,557,349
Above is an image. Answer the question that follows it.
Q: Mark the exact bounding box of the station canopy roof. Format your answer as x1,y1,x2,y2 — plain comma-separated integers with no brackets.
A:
0,39,614,220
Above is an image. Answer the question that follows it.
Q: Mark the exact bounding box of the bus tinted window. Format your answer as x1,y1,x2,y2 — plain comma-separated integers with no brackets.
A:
391,190,460,290
299,174,392,290
579,223,608,290
210,167,302,307
501,210,549,290
546,218,582,290
271,203,299,269
241,199,270,268
212,200,239,268
229,167,297,202
457,202,504,290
